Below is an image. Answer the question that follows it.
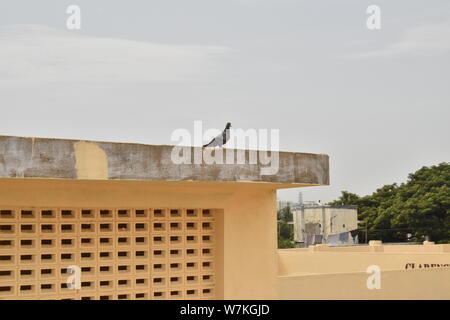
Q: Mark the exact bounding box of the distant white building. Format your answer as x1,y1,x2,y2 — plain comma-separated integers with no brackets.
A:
293,204,358,247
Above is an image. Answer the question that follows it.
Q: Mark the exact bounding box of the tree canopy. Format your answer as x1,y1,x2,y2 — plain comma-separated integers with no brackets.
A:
277,205,295,248
328,162,450,243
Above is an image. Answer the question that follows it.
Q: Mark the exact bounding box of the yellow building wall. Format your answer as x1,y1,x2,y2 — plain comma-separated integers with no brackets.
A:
278,246,450,299
0,178,278,300
3,178,448,300
278,247,450,275
278,268,450,300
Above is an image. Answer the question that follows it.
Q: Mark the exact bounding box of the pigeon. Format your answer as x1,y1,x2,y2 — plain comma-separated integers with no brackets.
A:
203,122,232,147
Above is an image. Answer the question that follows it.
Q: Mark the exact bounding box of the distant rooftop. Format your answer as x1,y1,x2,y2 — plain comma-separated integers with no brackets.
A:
293,204,358,210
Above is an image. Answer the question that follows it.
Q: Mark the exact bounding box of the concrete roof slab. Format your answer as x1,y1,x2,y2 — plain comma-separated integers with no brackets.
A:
0,135,329,187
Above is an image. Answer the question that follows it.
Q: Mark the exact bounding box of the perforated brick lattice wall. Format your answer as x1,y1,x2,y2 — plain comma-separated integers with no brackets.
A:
0,208,216,300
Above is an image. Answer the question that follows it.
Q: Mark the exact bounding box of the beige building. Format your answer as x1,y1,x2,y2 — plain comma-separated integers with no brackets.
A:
293,205,358,246
0,135,449,300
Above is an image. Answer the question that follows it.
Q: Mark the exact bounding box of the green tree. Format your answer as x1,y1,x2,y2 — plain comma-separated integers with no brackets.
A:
328,191,360,206
277,205,295,248
278,205,293,222
328,163,450,243
388,163,450,243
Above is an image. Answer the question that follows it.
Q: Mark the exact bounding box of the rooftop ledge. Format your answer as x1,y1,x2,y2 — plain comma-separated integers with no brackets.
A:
0,135,329,188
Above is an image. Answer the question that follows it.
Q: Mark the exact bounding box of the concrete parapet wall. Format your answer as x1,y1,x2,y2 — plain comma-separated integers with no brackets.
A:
277,245,450,299
278,268,450,299
0,135,329,186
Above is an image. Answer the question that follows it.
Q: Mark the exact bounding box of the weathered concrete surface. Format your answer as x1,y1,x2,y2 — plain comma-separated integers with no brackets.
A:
0,135,329,186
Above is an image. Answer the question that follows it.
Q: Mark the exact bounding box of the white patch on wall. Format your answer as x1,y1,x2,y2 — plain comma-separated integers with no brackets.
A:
66,265,81,289
366,264,381,290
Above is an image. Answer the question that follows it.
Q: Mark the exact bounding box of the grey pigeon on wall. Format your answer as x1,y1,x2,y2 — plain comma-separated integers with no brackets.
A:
203,122,232,147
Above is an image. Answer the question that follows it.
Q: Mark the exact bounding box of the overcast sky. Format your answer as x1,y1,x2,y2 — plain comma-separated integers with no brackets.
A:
1,0,449,203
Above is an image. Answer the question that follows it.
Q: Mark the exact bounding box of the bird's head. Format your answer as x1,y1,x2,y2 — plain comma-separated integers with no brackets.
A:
225,122,232,129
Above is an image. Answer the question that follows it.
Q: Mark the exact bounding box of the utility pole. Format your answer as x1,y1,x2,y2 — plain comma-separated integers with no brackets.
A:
358,220,368,244
277,220,280,236
321,206,326,242
365,220,368,243
330,214,337,235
